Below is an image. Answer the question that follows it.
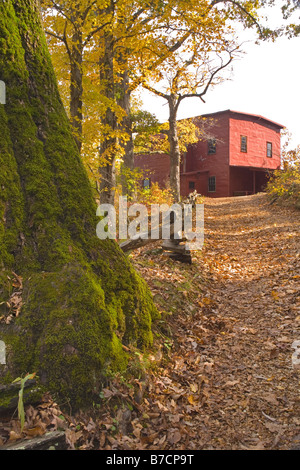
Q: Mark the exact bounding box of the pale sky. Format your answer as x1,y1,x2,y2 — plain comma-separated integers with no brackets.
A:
141,4,300,150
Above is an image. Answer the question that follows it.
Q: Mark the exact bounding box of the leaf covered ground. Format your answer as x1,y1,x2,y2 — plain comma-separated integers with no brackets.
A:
125,193,300,450
1,193,300,450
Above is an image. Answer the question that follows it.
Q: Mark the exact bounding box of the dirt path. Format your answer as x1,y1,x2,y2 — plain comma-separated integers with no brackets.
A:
129,194,300,450
195,194,300,449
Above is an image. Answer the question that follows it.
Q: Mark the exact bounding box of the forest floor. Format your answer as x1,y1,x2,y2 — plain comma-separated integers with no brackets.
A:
123,192,300,451
1,193,300,450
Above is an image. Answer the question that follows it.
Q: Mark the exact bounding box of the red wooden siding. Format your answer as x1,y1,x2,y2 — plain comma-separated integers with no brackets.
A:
181,113,230,198
229,112,282,170
134,153,170,187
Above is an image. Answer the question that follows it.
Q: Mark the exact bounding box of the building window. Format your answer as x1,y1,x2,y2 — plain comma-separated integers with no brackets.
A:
240,135,247,153
189,181,195,190
143,178,151,189
208,176,216,192
208,139,216,154
267,142,272,158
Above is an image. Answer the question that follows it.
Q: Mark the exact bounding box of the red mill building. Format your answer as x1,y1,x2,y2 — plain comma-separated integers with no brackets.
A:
134,110,284,198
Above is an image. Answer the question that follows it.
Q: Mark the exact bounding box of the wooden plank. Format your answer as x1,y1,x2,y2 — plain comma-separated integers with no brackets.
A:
162,240,190,254
119,235,152,252
0,431,67,451
119,203,193,264
120,211,179,253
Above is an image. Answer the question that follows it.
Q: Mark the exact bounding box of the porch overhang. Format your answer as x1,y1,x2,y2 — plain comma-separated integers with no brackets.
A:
229,165,277,172
181,170,209,176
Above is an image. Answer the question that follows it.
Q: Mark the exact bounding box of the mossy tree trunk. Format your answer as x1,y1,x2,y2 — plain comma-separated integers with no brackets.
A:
0,0,158,409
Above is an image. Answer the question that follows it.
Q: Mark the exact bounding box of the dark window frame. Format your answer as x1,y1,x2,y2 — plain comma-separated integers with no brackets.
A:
208,138,216,154
240,135,247,153
267,141,273,158
208,176,216,193
143,177,151,189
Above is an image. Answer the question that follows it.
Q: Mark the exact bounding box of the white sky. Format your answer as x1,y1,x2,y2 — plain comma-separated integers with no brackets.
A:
141,3,300,150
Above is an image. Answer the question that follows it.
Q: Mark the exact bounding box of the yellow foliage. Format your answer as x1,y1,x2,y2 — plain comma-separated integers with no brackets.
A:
41,0,266,194
267,144,300,208
136,182,174,207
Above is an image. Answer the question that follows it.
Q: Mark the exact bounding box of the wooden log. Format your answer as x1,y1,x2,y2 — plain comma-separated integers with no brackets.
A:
119,203,194,264
162,238,192,264
120,210,178,253
0,431,67,451
162,240,190,255
119,235,152,252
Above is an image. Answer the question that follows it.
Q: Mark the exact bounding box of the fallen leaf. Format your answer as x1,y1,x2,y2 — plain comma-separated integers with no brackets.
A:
262,392,279,406
264,422,283,433
168,430,181,444
9,430,22,442
26,424,46,437
225,380,239,387
187,395,197,405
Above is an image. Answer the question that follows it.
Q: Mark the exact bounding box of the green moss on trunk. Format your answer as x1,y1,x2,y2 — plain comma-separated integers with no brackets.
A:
0,0,158,409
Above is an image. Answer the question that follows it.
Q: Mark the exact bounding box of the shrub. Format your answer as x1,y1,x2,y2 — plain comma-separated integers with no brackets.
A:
267,146,300,209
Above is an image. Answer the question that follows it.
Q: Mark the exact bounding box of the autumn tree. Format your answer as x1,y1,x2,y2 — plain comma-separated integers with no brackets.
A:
0,0,157,408
42,0,272,203
132,110,203,157
108,0,271,202
139,38,239,200
40,0,109,152
40,1,221,201
41,0,176,202
281,0,300,35
134,0,272,201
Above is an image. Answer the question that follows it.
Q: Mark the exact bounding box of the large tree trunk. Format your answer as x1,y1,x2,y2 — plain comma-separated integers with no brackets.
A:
0,0,157,409
168,94,181,202
98,4,117,205
117,70,135,198
69,28,83,153
98,35,117,205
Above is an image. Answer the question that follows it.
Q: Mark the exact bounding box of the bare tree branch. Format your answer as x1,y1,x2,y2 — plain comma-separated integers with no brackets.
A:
211,0,264,36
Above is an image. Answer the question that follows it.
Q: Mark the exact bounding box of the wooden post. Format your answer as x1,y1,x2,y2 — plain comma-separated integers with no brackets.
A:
253,170,256,194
